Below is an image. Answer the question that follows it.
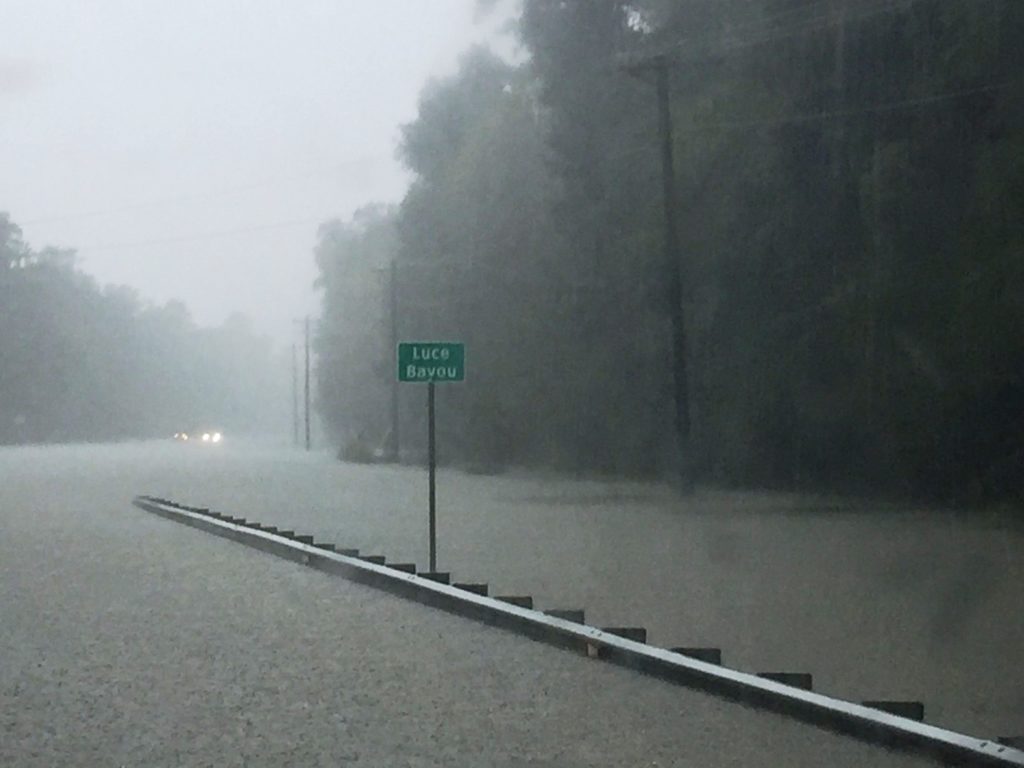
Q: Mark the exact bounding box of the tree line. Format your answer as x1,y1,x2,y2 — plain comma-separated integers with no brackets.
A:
314,0,1023,504
0,212,286,445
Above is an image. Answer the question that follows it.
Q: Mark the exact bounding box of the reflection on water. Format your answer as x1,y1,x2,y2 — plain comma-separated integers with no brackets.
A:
8,442,1019,737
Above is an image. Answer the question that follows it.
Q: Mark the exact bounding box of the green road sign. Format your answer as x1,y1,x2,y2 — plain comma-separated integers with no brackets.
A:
398,341,465,383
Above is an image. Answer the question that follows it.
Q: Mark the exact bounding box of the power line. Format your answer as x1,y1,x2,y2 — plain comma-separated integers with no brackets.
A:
735,0,842,30
713,0,917,53
683,78,1023,133
602,77,1021,165
19,161,373,226
625,0,925,69
77,216,323,253
670,0,852,47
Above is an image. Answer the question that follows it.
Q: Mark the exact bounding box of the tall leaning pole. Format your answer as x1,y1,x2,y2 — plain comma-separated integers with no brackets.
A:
624,52,693,492
304,315,311,452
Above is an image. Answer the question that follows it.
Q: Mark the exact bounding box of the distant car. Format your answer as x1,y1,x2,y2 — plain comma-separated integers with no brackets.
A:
173,429,223,444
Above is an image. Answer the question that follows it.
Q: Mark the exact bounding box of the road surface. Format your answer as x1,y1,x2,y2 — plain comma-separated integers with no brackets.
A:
1,441,1019,765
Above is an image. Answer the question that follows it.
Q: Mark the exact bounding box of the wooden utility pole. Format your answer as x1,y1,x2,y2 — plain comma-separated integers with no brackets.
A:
304,316,311,452
625,53,693,491
389,260,400,461
291,343,299,447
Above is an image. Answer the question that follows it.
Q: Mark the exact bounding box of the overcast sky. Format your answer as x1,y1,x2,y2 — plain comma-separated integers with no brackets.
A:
1,0,515,345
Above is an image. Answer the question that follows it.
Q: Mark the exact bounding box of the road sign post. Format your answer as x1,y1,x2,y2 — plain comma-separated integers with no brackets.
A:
427,381,436,571
397,341,465,572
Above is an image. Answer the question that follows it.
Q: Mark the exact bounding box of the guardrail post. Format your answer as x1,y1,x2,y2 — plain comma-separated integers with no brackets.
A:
454,583,488,596
420,572,450,584
862,701,925,721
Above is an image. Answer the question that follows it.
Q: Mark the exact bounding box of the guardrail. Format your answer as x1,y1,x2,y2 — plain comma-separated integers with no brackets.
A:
132,495,1024,767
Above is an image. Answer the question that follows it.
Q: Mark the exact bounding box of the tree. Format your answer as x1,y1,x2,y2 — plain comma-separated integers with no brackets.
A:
313,0,1024,503
0,212,287,445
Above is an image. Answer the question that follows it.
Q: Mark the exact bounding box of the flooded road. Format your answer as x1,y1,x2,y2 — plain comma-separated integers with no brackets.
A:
2,440,1021,761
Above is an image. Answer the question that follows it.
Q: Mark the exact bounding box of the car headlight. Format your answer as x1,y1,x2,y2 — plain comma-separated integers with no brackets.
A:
202,433,211,442
212,432,222,443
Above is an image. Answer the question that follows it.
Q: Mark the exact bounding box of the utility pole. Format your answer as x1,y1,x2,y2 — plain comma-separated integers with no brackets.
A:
304,315,311,452
291,343,299,448
389,259,400,462
626,53,693,491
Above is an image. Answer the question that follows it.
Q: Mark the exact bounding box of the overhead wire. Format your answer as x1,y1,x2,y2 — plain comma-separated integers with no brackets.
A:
77,216,324,253
670,0,850,47
19,160,375,226
612,0,1017,145
602,76,1020,168
715,0,920,53
627,0,926,66
683,78,1022,133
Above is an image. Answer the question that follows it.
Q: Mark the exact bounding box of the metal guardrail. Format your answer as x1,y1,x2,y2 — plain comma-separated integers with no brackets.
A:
132,495,1024,767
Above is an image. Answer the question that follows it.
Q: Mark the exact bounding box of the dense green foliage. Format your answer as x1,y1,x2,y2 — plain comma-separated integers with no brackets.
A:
0,213,284,444
314,0,1023,503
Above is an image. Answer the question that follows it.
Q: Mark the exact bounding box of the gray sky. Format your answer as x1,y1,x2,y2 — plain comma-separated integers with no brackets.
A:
1,0,514,345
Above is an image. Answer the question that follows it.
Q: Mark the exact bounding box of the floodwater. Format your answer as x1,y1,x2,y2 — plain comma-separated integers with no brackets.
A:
2,440,1022,749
